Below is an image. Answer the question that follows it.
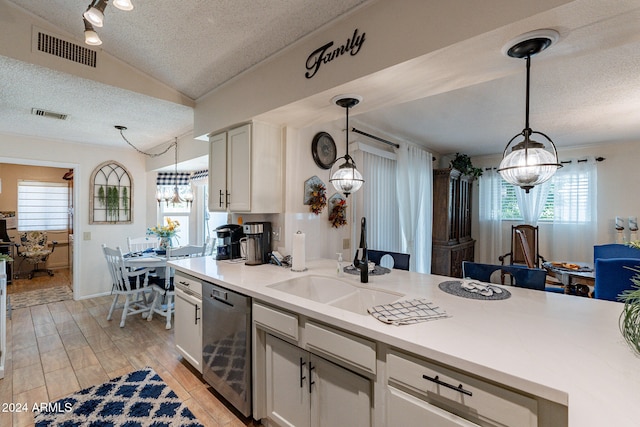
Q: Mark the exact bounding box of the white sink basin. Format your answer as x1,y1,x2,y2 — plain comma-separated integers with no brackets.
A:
268,275,403,315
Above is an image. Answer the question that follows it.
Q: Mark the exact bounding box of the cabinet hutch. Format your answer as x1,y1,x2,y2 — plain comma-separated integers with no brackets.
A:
431,168,475,278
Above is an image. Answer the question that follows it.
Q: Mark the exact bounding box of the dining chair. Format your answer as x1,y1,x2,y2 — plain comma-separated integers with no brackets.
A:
499,225,546,269
147,243,206,329
127,236,160,253
15,231,58,279
102,244,154,327
593,244,640,262
594,258,640,302
367,249,410,271
462,261,547,291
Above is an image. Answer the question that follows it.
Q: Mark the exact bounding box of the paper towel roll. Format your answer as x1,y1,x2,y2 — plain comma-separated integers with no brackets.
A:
292,231,306,272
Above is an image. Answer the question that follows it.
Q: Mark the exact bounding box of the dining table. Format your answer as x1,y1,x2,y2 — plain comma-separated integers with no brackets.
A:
542,261,595,297
123,249,171,288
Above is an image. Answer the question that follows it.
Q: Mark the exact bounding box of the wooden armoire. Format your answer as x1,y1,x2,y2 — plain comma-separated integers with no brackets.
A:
431,168,475,278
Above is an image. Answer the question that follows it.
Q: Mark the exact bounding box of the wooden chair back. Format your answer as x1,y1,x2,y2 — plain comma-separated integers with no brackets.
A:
127,236,160,253
500,225,544,268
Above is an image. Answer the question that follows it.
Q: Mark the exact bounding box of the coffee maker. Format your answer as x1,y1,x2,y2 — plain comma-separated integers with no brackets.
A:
243,222,271,265
215,224,244,260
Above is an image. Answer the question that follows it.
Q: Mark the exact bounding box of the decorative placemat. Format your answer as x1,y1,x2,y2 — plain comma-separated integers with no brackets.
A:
344,264,390,276
438,280,511,300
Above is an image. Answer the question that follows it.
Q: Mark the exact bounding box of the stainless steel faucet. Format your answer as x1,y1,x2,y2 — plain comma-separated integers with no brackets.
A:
353,217,368,283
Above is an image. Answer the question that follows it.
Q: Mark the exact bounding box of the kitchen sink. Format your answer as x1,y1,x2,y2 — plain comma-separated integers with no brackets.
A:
268,275,403,315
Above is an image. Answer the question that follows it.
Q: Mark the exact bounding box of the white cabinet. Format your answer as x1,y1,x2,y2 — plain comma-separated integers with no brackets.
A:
174,273,202,373
208,122,282,213
386,349,538,427
265,334,371,427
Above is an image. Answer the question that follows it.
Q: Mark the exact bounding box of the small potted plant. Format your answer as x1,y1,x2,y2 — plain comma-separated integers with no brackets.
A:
620,269,640,355
450,153,483,180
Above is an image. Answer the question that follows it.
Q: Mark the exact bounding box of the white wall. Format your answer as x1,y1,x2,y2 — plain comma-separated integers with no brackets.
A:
282,122,352,261
0,133,149,298
471,140,640,264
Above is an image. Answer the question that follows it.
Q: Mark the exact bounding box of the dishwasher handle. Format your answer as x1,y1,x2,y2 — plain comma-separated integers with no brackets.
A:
210,288,228,302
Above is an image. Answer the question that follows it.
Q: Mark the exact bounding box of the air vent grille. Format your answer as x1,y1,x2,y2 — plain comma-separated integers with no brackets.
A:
37,31,97,68
31,108,68,120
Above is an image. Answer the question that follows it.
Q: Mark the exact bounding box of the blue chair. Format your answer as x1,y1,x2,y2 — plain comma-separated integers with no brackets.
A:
594,244,640,261
594,258,640,302
462,261,547,291
367,250,410,271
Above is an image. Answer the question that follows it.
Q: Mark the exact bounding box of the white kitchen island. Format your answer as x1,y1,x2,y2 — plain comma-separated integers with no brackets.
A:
169,257,640,427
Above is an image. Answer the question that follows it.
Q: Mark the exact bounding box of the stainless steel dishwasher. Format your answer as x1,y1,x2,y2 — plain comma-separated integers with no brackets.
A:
202,280,252,417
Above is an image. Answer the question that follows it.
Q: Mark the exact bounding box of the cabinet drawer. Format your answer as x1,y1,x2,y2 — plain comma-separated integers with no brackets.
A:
305,321,376,375
387,349,537,427
253,302,298,341
174,273,202,297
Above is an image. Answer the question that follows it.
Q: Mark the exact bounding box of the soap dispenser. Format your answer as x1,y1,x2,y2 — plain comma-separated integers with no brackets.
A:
336,253,344,277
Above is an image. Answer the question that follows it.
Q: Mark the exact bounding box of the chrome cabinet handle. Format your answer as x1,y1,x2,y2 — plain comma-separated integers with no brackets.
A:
422,374,472,397
299,357,306,388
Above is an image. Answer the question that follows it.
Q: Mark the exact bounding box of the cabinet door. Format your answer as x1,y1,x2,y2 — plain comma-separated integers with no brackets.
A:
174,289,202,373
266,334,310,427
228,124,252,212
388,386,480,427
208,132,227,212
310,354,371,427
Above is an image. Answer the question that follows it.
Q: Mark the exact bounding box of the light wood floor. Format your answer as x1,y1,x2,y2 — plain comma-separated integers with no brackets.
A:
1,294,260,427
7,268,72,295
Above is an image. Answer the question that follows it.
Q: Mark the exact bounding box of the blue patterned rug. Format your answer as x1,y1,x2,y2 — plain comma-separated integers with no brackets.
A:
34,367,203,427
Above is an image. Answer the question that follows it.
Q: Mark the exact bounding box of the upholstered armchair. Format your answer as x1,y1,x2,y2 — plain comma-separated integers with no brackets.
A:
15,231,58,279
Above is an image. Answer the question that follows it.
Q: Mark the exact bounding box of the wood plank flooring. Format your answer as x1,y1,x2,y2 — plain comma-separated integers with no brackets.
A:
1,292,260,427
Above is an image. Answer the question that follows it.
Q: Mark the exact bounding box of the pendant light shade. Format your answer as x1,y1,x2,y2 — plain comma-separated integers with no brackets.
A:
83,0,108,27
330,95,364,197
112,0,134,11
83,18,102,45
498,30,562,193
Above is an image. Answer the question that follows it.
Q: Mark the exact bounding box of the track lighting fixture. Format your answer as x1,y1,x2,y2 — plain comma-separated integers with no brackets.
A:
82,0,134,45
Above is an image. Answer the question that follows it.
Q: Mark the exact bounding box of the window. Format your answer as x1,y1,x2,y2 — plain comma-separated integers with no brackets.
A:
500,159,595,223
18,181,69,231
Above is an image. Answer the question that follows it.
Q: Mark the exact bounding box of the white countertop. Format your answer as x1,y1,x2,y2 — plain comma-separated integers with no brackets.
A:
169,257,640,427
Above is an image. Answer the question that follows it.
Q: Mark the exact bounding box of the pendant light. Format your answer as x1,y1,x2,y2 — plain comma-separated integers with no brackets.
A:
329,95,364,197
497,30,562,193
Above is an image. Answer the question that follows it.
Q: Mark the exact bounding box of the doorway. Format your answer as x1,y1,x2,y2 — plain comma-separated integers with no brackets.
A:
0,162,75,308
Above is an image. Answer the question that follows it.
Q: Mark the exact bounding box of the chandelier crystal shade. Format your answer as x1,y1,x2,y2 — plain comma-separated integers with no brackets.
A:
498,30,562,193
329,95,364,197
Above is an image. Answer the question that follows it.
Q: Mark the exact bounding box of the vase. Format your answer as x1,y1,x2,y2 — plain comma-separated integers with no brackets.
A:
159,237,172,249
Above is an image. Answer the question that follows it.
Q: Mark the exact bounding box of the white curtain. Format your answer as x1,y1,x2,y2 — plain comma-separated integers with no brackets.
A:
395,143,433,273
515,180,551,226
477,168,503,264
362,150,401,252
549,157,597,261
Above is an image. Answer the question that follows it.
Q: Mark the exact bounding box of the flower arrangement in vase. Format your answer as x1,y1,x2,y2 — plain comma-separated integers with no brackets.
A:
147,217,180,248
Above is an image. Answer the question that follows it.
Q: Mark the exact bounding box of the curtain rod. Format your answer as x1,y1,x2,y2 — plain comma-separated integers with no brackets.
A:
485,156,605,170
351,127,400,148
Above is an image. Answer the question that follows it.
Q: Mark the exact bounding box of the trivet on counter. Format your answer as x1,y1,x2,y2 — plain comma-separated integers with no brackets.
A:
438,280,511,300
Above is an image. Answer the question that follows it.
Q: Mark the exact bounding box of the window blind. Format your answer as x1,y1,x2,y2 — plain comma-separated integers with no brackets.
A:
17,181,69,231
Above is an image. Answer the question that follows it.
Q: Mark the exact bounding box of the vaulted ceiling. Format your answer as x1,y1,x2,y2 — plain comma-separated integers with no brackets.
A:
2,0,640,160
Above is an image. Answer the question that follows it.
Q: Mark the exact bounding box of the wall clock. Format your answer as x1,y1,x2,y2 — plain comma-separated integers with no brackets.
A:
311,132,337,169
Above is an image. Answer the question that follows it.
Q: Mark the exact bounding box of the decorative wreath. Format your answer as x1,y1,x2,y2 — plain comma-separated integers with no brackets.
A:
329,199,348,228
308,183,327,215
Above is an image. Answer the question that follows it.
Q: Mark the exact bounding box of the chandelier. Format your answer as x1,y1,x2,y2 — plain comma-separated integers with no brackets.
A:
83,0,134,46
329,95,364,197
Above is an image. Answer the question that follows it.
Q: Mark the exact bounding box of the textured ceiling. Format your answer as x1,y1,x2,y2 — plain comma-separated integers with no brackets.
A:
2,0,640,161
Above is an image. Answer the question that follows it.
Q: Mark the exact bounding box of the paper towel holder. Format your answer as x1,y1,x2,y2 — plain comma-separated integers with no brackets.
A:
291,230,308,272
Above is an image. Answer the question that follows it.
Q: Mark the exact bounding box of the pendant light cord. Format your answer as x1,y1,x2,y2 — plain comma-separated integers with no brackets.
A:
345,105,350,158
525,55,531,133
117,127,176,158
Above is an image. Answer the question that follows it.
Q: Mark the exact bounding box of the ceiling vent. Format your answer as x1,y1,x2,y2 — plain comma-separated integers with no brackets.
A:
33,28,97,68
31,108,68,121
